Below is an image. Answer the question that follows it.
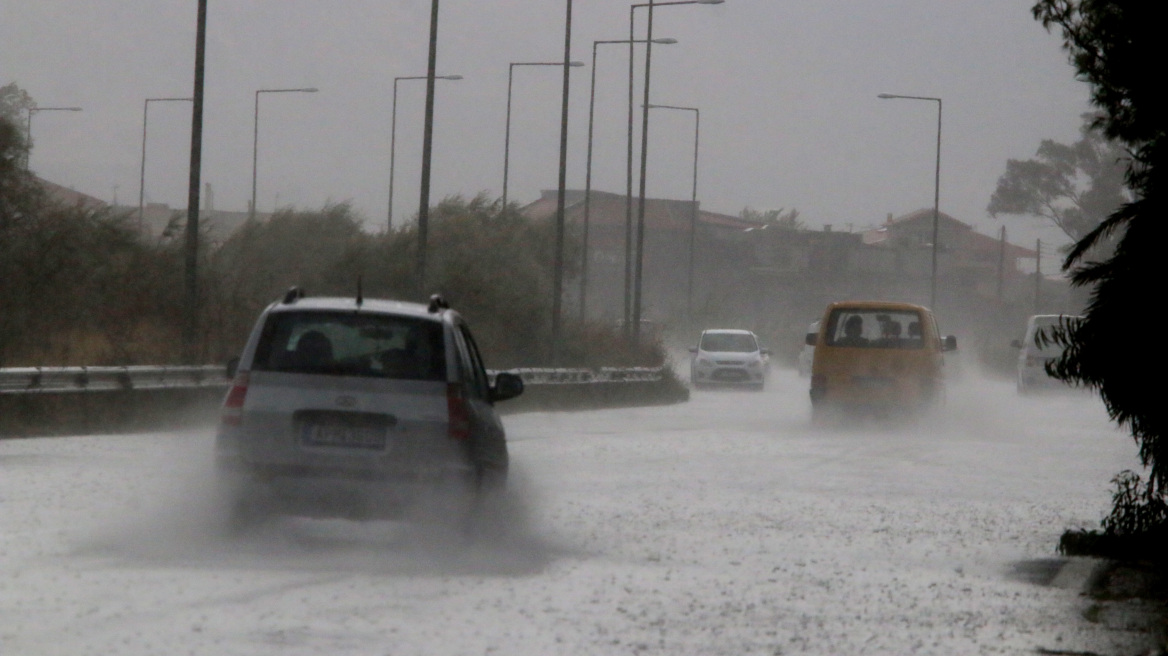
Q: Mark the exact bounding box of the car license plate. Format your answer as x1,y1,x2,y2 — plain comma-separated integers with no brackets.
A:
302,422,388,450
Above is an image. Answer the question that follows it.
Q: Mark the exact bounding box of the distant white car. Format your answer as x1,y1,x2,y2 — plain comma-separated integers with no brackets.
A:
797,320,819,377
1011,314,1082,394
689,329,770,390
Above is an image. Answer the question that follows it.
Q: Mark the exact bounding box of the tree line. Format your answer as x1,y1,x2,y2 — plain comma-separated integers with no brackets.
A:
2,88,659,370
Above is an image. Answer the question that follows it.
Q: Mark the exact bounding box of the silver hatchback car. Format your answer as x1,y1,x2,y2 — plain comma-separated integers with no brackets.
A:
214,289,523,523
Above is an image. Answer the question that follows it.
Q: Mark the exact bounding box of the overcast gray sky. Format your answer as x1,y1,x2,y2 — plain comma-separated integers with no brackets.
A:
1,1,1089,249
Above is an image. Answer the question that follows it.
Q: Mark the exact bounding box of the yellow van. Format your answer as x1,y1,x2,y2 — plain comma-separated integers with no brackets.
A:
808,301,956,420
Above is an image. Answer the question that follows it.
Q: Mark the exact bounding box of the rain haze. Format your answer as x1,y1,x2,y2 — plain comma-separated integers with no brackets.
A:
7,3,1158,654
2,1,1087,248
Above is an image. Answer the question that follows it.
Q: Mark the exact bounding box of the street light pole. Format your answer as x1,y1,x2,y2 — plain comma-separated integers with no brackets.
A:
878,93,942,309
24,106,82,170
251,87,318,222
626,0,722,340
502,61,584,211
388,74,462,232
580,37,677,322
139,97,191,233
646,103,699,322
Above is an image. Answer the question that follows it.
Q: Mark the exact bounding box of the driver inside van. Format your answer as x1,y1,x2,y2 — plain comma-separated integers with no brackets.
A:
837,315,868,347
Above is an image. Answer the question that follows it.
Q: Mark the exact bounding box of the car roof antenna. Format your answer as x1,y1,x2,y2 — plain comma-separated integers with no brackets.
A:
355,275,364,307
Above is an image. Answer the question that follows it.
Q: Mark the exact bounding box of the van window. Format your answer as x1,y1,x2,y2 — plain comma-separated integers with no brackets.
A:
824,308,925,349
253,311,446,380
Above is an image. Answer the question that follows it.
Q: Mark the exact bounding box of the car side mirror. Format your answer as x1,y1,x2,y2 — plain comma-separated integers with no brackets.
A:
1010,339,1022,349
805,333,817,346
490,372,524,403
688,346,698,354
226,356,240,379
760,348,772,356
943,335,957,352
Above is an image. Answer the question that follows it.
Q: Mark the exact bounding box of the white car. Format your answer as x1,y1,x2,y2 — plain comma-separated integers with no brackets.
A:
214,289,523,526
689,329,770,390
1012,313,1082,394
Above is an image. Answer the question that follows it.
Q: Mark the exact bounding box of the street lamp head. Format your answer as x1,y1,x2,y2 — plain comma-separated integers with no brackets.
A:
697,0,725,4
303,88,319,93
440,75,464,80
569,61,586,67
653,38,679,44
877,94,896,99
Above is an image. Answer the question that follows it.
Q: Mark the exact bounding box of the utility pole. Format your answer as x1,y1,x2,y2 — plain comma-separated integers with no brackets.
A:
549,0,574,363
183,0,207,364
416,0,440,296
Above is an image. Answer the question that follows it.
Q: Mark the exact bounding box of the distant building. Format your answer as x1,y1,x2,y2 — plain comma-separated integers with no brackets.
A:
520,189,757,323
34,177,106,211
34,176,250,244
522,190,1059,357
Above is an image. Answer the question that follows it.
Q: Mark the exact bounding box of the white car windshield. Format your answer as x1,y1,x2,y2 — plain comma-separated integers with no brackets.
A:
700,333,758,353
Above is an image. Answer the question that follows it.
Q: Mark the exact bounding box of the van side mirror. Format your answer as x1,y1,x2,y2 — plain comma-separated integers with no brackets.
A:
490,372,524,403
226,356,240,379
943,335,957,352
761,348,772,356
805,333,818,346
1010,339,1022,349
688,346,698,354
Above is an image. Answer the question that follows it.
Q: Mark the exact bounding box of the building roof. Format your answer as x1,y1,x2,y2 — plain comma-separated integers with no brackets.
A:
35,176,107,210
863,208,1037,259
519,189,755,231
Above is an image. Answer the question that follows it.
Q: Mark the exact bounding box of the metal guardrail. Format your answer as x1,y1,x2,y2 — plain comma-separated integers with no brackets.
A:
0,365,663,394
0,366,230,395
498,367,663,384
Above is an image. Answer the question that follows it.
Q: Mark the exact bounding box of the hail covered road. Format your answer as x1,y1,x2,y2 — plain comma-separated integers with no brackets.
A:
0,367,1154,655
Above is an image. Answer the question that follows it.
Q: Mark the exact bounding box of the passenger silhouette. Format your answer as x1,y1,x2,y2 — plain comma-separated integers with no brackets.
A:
295,330,333,370
838,315,868,347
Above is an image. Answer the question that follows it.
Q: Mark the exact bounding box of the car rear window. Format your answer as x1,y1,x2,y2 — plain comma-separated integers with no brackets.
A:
824,308,925,349
252,311,446,380
700,333,758,353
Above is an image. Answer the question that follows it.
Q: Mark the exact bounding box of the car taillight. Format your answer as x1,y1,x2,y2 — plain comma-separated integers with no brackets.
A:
447,383,471,441
220,372,249,427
